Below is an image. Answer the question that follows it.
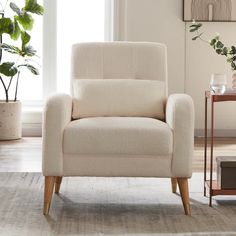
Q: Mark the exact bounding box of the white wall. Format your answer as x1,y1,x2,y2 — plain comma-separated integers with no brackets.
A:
186,22,236,135
117,0,236,135
116,0,185,95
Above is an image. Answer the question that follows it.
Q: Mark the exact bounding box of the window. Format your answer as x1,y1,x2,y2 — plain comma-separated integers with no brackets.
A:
43,0,114,99
0,0,113,103
0,0,43,102
57,0,107,93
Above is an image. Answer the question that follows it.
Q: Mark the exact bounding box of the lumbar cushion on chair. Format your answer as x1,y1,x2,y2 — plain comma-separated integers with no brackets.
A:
72,79,166,119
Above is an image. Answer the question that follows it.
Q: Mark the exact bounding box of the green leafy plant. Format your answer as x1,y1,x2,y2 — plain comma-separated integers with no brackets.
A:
189,21,236,71
0,0,44,102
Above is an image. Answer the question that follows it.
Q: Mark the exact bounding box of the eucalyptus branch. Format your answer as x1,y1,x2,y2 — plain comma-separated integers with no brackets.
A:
189,21,236,71
196,29,209,44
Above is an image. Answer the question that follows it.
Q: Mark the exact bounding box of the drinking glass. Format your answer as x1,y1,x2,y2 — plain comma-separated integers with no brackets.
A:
210,73,227,94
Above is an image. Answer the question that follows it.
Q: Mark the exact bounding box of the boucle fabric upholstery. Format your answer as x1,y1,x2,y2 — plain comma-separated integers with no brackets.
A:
72,79,166,119
71,42,167,82
166,94,194,177
42,42,194,178
63,117,172,155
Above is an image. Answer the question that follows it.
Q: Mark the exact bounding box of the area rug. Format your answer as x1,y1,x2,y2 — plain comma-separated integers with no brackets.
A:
0,173,236,236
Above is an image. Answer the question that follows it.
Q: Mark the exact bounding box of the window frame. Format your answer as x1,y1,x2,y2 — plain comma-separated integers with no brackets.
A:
42,0,114,101
23,0,114,128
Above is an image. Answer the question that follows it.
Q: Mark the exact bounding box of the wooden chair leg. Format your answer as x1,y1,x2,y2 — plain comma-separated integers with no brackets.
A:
55,177,63,194
177,178,191,215
171,178,177,193
44,176,55,215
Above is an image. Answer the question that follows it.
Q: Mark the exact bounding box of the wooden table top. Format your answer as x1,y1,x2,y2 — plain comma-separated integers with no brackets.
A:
205,90,236,102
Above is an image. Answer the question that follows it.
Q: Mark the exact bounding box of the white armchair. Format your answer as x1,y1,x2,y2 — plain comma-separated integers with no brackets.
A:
42,42,194,215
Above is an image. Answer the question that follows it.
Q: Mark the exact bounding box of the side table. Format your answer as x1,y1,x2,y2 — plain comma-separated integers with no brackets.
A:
204,91,236,206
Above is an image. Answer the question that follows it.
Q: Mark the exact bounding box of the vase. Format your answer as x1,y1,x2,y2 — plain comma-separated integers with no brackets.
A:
210,73,227,94
0,101,22,140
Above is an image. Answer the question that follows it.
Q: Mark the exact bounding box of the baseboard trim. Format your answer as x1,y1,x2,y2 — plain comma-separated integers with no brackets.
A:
22,123,42,137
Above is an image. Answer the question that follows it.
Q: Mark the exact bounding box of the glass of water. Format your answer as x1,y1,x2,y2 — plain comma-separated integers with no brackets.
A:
210,73,227,94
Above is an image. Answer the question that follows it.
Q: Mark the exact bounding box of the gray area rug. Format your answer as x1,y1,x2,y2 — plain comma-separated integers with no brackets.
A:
0,173,236,236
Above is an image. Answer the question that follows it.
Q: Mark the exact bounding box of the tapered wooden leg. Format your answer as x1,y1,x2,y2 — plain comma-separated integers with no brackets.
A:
177,178,191,215
55,177,63,194
44,176,55,215
171,178,177,193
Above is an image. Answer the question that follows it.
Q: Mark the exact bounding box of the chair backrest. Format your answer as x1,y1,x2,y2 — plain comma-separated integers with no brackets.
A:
70,42,168,120
71,42,167,84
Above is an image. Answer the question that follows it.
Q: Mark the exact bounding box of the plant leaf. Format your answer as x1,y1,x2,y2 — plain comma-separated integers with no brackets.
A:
216,49,222,54
21,31,31,49
26,64,39,75
0,43,21,55
230,46,236,54
192,32,203,41
210,39,216,46
18,63,39,75
192,36,199,40
10,2,21,15
190,28,197,32
222,47,228,56
0,62,18,77
11,18,21,40
231,62,236,70
15,12,34,30
216,41,224,48
0,18,14,35
22,45,36,57
196,23,202,28
24,0,44,15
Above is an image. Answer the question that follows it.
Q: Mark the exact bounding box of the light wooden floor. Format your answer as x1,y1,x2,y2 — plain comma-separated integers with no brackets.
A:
0,137,42,172
0,137,236,172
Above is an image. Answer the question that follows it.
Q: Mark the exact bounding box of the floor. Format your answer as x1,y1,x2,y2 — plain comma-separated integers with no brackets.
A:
1,138,236,235
0,137,41,172
0,137,236,172
1,172,236,235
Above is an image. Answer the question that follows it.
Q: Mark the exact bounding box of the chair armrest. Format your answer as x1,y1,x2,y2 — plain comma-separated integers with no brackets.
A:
166,94,194,177
42,94,72,176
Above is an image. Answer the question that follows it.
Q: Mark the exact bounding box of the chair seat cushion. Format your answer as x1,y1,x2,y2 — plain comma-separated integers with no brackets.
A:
63,117,173,156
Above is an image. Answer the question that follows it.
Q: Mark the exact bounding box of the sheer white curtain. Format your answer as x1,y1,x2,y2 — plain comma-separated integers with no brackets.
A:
57,0,108,93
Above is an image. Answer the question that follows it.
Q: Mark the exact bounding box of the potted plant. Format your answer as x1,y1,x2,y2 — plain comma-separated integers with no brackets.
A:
0,0,44,140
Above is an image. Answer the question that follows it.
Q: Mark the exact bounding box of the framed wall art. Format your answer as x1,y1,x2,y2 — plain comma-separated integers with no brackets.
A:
183,0,236,22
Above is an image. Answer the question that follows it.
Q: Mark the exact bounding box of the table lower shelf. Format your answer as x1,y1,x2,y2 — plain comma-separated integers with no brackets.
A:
205,180,236,196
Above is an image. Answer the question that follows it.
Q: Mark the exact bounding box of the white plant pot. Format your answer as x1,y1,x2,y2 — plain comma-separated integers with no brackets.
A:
0,101,22,140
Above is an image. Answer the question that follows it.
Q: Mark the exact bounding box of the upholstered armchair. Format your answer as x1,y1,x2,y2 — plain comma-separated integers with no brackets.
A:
42,42,194,215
